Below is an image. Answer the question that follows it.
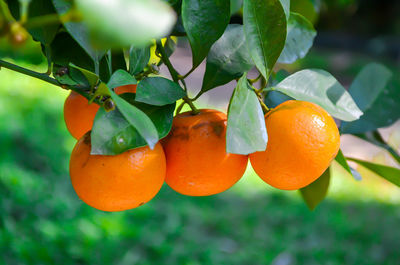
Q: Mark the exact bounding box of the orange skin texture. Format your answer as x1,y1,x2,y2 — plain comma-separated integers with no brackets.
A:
69,133,166,212
64,91,100,140
250,100,340,190
64,85,137,139
162,109,248,196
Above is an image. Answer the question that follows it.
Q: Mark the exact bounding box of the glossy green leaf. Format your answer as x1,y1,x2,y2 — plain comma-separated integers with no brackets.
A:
91,97,175,155
347,158,400,188
335,149,362,180
278,12,316,64
201,25,254,93
243,0,287,79
69,63,99,87
273,69,363,121
107,70,137,90
75,0,176,48
340,63,400,134
52,0,105,61
300,168,331,210
136,77,186,106
129,46,150,75
182,0,230,68
226,74,267,155
109,90,159,149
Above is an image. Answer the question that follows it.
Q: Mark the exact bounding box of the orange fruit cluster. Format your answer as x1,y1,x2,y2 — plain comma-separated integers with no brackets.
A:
64,92,340,212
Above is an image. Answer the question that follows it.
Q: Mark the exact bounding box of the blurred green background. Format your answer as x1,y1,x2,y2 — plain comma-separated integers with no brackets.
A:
1,0,400,264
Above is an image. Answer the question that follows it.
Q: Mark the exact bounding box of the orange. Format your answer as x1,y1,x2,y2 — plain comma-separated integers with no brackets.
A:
114,84,137,94
249,100,340,190
64,91,100,140
63,84,137,139
162,109,248,196
69,133,166,212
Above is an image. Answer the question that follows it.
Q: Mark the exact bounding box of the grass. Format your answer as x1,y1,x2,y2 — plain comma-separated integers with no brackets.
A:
1,61,400,264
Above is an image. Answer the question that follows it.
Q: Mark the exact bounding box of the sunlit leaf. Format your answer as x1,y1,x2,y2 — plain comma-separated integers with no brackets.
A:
278,12,316,64
347,157,400,187
335,149,362,180
226,74,267,154
273,69,363,121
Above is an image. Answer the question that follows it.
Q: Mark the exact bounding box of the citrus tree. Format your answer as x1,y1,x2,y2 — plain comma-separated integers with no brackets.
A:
0,0,399,211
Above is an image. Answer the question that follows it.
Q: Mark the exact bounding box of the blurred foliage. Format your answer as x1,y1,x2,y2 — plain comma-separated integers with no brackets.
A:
1,61,400,265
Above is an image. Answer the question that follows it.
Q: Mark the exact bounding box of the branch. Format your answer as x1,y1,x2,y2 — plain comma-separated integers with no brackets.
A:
0,60,95,102
156,41,199,115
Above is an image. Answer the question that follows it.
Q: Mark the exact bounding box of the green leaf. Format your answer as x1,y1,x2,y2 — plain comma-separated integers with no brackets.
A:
91,97,175,155
69,63,99,87
340,63,400,134
136,77,186,106
278,12,316,64
129,46,150,75
230,0,243,15
335,149,362,180
273,69,363,121
243,0,287,79
52,0,105,61
201,24,254,93
163,37,178,62
75,0,176,48
109,89,159,149
107,70,137,90
300,168,331,210
264,90,293,108
226,74,267,155
182,0,230,68
347,158,400,188
49,32,95,72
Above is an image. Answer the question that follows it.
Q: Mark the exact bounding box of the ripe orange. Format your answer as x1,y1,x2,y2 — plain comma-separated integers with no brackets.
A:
162,109,248,196
64,91,99,140
249,100,340,190
69,133,166,212
64,85,137,139
114,84,137,94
